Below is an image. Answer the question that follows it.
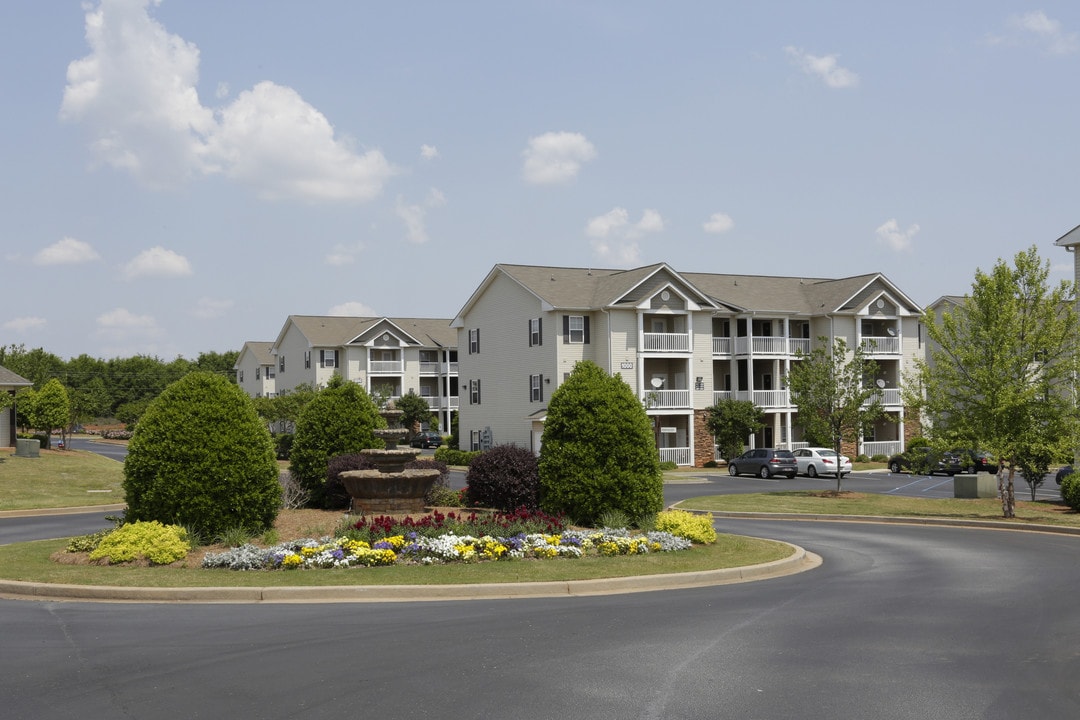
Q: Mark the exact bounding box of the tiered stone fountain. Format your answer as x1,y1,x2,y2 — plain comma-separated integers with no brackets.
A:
338,407,441,515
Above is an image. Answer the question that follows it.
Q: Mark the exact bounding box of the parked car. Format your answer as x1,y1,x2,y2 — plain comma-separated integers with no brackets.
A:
409,431,443,449
887,447,963,476
792,447,852,478
950,449,998,474
728,449,798,479
1056,465,1073,485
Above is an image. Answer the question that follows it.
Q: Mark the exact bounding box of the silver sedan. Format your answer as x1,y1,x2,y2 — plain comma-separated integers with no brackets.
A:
793,447,852,478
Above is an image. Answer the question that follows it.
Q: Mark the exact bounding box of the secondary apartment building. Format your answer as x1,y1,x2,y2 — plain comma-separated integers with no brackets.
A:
1,365,32,447
235,341,278,398
452,263,923,466
257,315,459,431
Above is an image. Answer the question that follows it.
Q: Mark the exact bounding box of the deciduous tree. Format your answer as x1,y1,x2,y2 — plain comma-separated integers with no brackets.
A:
704,399,764,462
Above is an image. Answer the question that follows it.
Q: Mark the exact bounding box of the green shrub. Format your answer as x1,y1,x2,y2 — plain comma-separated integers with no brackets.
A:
288,377,384,507
703,460,718,468
464,445,541,512
655,509,718,544
1061,473,1080,511
405,458,454,506
659,460,678,471
89,521,190,565
325,453,376,510
122,372,281,537
539,361,663,525
596,508,631,529
907,436,930,449
434,447,481,466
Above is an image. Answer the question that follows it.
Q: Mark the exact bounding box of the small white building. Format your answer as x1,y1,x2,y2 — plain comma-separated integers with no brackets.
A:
0,365,32,448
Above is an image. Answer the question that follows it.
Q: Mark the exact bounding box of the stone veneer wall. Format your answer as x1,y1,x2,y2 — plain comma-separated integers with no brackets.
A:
693,409,716,467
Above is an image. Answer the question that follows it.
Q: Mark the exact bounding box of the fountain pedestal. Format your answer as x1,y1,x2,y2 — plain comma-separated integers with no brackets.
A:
338,416,440,515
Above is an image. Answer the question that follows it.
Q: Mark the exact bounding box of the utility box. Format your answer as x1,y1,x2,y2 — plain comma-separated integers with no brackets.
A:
14,438,40,458
954,471,997,499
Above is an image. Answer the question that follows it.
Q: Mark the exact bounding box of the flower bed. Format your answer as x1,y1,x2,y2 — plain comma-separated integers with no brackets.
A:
202,527,693,571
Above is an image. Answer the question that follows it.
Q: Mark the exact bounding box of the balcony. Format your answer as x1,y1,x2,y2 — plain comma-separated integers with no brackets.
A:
421,395,460,410
861,336,901,354
643,389,691,409
419,361,459,375
733,337,810,356
712,389,790,408
658,447,692,466
862,440,901,457
864,388,902,407
643,332,691,352
712,337,732,356
369,360,403,374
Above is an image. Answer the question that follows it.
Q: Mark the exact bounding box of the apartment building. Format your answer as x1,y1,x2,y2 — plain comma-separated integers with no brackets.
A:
261,315,459,431
452,263,923,466
234,341,278,398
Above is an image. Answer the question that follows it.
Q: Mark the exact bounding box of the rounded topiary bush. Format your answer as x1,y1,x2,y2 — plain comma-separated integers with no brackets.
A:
539,361,663,526
1061,472,1080,511
122,372,281,538
464,445,540,512
288,377,384,508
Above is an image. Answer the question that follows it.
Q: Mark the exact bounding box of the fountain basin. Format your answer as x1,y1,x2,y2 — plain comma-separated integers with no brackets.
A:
339,468,440,515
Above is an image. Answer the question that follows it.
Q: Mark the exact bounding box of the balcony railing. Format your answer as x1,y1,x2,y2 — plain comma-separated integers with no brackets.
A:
712,337,732,355
658,447,692,466
419,362,460,375
369,360,403,373
421,395,460,410
732,337,810,356
862,440,901,457
730,389,790,408
863,388,902,406
712,390,733,404
643,389,691,409
861,336,900,354
643,332,691,352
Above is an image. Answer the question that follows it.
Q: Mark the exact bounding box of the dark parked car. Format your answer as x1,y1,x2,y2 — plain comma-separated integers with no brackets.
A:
728,449,798,479
887,447,963,476
409,431,443,449
950,449,998,474
1056,465,1073,485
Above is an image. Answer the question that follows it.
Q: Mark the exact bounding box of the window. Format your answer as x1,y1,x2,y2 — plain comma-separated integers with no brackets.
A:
279,355,285,372
266,365,275,379
469,328,480,354
529,318,542,347
530,374,543,402
469,379,481,404
304,351,311,369
320,349,337,368
564,315,589,344
470,430,481,451
256,368,261,380
238,370,244,382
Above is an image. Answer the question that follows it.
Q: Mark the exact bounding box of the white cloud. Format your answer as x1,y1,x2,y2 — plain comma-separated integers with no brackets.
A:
875,218,919,251
192,297,233,319
325,240,365,266
394,188,447,244
420,144,439,160
522,131,597,185
585,207,664,267
703,212,735,234
1009,11,1078,56
122,246,193,279
61,0,397,202
95,306,162,355
784,46,860,89
215,81,230,99
34,237,101,265
328,301,377,317
3,316,47,332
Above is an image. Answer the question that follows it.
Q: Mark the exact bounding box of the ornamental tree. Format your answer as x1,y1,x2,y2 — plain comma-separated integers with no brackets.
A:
122,372,281,537
21,378,71,449
787,337,884,492
704,398,764,462
288,376,385,508
917,246,1080,518
538,360,663,525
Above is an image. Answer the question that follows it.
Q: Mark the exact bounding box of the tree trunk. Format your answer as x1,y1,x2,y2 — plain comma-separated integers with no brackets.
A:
998,464,1016,518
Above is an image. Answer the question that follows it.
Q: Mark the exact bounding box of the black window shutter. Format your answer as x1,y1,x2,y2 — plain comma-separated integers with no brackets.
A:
583,316,590,344
563,315,569,343
528,321,532,347
538,317,543,346
477,379,481,404
540,374,544,401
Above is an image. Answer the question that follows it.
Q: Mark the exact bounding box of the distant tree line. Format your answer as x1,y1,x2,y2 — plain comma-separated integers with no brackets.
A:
0,343,238,428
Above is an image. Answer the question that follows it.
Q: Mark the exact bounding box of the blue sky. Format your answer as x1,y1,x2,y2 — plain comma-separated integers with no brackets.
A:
2,0,1078,361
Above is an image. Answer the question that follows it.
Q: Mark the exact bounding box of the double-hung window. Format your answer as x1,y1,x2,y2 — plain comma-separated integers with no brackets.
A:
321,349,337,368
564,315,589,344
529,318,542,347
469,379,481,404
469,328,480,354
530,374,543,402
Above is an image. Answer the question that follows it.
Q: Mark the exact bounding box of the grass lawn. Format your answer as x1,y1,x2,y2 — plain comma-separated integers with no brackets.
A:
678,490,1080,528
0,448,124,511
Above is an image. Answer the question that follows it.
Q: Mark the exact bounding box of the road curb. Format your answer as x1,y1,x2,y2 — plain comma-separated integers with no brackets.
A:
0,542,819,604
706,511,1080,536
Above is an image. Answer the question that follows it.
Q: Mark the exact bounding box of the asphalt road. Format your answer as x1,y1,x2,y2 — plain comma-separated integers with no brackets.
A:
2,519,1078,719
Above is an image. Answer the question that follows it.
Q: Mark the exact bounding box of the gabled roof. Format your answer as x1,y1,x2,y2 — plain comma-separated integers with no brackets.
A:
235,341,275,369
452,263,721,324
0,365,32,388
1054,223,1080,248
271,315,455,351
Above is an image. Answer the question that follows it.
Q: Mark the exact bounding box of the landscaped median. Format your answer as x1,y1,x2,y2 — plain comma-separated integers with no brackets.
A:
0,508,816,603
675,490,1080,533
